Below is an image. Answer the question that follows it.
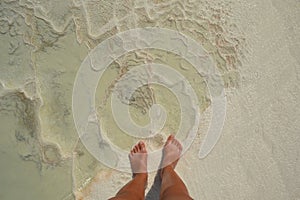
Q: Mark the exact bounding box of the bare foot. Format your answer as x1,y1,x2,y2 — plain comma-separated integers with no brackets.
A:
129,141,148,175
161,134,183,171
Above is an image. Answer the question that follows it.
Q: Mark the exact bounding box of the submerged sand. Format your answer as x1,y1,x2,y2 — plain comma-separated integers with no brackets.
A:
0,0,299,199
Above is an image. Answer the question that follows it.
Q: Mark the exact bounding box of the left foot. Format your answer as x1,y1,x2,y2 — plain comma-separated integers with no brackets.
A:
160,134,183,178
129,141,148,175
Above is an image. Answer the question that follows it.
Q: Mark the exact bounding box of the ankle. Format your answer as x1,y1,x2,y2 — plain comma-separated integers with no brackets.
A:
133,172,148,180
160,165,173,178
133,173,148,189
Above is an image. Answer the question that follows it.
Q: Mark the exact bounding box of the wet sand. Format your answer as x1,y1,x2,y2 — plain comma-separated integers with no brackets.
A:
0,0,299,199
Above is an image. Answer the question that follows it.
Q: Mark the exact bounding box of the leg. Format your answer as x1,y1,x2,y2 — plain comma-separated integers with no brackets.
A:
109,141,148,200
109,174,147,200
159,135,193,200
160,166,192,200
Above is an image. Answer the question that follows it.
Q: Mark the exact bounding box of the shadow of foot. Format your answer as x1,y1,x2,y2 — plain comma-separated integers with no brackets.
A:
145,170,162,200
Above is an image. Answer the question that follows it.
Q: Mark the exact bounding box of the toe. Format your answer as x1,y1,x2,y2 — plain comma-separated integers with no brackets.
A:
139,141,146,152
172,138,177,145
177,140,182,149
173,139,182,151
175,139,180,146
138,141,143,152
179,143,183,151
134,145,139,153
165,134,174,146
133,145,137,153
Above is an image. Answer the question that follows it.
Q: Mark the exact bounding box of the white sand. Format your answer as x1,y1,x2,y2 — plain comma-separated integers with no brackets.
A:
0,0,299,199
80,0,300,199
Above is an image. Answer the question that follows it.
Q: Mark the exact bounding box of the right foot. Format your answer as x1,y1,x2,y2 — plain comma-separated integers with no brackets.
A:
161,134,183,171
129,141,148,175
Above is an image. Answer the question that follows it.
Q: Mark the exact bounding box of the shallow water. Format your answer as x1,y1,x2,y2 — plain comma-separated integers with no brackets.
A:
0,0,299,199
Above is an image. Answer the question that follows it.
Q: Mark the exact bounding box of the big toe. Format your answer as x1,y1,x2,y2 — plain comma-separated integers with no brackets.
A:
165,134,175,146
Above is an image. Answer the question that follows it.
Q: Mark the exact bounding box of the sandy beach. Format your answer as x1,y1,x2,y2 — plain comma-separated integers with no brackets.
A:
0,0,299,199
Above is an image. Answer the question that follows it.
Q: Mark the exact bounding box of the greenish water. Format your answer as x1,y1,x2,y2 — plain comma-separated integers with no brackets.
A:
0,0,245,199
